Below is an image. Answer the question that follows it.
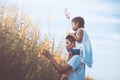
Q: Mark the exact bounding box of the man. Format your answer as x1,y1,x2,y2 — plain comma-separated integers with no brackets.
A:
42,35,85,80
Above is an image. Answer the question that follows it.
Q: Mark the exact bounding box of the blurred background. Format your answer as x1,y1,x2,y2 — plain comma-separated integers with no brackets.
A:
0,0,120,80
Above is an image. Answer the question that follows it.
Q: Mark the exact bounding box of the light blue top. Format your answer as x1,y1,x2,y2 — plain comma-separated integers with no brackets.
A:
67,55,85,80
76,28,93,68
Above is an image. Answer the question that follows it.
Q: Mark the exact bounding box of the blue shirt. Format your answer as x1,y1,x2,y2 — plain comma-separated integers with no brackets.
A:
71,49,80,55
76,28,93,68
67,55,85,80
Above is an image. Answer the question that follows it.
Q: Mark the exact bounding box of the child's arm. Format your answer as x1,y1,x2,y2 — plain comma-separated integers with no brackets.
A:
76,28,83,42
70,29,83,43
69,33,77,41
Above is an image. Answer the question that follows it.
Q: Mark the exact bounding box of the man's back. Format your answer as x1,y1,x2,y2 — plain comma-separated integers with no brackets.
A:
67,55,85,80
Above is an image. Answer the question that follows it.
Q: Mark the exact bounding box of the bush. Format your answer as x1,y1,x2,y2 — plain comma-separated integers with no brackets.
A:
0,3,65,80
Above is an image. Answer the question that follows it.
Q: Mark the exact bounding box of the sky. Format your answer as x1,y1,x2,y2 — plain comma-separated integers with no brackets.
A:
3,0,120,80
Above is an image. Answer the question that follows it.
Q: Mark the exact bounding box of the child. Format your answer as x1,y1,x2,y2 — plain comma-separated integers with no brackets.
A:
69,16,93,68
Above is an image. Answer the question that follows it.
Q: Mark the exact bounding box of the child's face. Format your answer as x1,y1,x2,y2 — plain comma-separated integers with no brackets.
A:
65,39,75,51
72,22,79,31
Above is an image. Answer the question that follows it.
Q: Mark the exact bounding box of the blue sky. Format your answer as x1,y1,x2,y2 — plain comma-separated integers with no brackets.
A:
6,0,120,79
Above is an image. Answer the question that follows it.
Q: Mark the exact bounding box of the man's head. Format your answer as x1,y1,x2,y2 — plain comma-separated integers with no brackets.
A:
65,35,76,52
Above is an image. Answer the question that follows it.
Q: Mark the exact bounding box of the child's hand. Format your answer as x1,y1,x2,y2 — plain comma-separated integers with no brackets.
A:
69,33,76,38
69,33,75,36
69,33,77,41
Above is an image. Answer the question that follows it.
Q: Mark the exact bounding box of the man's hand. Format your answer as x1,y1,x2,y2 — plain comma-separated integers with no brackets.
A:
42,50,72,74
42,50,51,58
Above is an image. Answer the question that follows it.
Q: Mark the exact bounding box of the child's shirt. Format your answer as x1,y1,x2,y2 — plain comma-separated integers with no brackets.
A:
75,28,93,68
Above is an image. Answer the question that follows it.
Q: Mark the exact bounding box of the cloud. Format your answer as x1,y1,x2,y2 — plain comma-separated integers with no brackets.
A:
91,33,120,41
104,33,120,41
86,15,120,24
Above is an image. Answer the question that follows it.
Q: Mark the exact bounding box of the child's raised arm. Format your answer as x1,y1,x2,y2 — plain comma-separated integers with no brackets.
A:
76,28,83,43
70,28,83,43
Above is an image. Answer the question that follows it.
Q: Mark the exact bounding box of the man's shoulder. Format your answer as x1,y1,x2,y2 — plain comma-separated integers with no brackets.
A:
67,55,81,70
73,55,80,58
71,55,81,61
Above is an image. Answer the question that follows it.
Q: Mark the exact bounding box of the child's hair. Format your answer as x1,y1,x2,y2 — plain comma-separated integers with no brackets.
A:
72,16,84,28
66,35,76,43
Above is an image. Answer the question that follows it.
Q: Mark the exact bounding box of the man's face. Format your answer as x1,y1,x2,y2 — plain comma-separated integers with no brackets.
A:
65,39,75,51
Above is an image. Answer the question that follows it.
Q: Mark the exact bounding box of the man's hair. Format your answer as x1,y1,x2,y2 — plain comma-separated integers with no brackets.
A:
72,16,84,28
66,35,76,43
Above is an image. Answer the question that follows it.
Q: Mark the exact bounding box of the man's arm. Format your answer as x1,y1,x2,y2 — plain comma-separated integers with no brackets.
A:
43,50,72,74
68,52,73,61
